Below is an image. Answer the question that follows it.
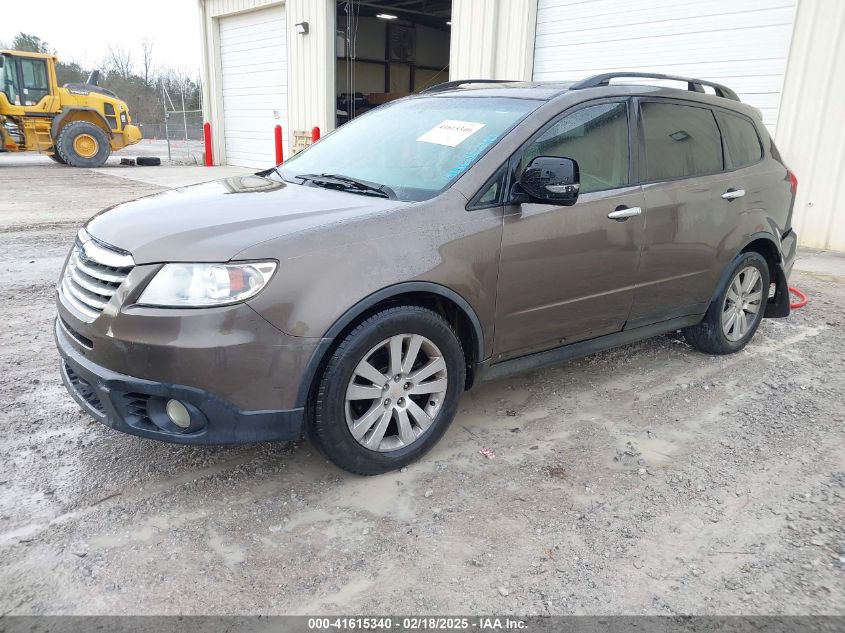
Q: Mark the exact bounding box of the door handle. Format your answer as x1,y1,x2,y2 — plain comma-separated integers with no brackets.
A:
607,206,642,221
721,189,746,200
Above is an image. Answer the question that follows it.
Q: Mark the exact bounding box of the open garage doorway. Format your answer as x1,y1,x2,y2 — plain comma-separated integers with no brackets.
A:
335,0,452,127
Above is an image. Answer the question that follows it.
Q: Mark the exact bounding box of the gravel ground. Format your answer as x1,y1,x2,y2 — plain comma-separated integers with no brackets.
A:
1,157,843,615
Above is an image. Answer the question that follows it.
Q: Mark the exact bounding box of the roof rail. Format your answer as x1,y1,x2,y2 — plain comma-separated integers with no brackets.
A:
419,79,519,94
569,72,740,101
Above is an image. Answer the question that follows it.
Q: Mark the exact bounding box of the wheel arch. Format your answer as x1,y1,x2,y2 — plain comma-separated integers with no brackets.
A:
741,234,782,273
709,231,789,317
295,282,486,409
51,107,113,140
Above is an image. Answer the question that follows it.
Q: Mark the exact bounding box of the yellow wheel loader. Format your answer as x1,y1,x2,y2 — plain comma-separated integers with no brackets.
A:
0,50,141,167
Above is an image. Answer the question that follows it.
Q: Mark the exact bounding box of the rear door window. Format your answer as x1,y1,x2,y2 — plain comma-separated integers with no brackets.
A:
640,102,723,181
716,111,763,169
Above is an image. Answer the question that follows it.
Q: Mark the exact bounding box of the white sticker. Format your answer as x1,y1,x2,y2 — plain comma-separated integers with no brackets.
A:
417,120,486,147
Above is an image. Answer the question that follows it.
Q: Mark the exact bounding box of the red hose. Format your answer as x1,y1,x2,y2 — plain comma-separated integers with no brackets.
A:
789,286,808,309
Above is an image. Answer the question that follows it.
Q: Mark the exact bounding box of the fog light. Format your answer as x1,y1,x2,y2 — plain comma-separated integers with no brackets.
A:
166,399,191,429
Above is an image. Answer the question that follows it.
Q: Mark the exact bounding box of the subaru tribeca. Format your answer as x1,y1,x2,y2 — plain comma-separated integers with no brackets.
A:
55,73,798,474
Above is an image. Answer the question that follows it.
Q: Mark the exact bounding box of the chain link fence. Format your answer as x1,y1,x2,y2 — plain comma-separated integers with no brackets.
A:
131,86,205,165
162,109,204,165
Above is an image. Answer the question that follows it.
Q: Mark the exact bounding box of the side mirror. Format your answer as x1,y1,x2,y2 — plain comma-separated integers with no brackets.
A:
514,156,580,205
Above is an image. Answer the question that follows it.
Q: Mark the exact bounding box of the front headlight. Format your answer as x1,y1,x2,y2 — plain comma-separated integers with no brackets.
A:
137,262,277,307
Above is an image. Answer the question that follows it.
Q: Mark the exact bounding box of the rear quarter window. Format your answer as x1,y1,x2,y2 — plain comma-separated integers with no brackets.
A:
640,102,723,181
716,111,763,169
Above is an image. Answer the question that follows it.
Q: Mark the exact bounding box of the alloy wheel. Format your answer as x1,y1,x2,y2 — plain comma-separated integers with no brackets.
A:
721,266,764,342
344,334,448,452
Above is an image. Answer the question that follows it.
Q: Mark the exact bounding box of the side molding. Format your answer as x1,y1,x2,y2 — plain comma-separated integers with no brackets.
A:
478,314,702,383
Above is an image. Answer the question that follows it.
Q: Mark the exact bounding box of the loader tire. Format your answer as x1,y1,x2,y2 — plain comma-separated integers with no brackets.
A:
56,121,110,168
48,151,66,165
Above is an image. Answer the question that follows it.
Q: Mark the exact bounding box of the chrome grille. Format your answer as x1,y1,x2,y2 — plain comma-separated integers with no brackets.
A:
60,233,134,321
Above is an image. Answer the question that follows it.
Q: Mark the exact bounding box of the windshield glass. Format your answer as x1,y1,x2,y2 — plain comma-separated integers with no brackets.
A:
277,96,539,201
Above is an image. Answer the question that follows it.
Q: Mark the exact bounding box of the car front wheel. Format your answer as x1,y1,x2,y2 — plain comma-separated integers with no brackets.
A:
310,305,466,475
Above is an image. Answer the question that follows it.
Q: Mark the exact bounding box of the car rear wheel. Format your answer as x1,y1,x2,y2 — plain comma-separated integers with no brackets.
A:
310,305,465,475
683,252,770,354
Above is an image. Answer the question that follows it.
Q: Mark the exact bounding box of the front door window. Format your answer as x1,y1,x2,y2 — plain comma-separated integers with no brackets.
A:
516,102,630,193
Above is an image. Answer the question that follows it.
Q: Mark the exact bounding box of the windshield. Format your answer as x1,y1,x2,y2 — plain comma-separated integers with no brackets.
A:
277,96,539,201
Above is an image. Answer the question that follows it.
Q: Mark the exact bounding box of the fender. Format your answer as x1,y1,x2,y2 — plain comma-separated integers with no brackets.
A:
51,107,114,139
294,281,486,408
708,231,789,318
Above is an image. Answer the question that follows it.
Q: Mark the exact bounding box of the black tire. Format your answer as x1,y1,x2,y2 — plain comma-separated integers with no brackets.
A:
310,305,466,475
55,121,110,167
47,151,66,164
136,156,161,166
683,251,770,355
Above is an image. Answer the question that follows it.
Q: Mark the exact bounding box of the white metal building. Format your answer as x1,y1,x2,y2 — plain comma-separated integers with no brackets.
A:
198,0,845,250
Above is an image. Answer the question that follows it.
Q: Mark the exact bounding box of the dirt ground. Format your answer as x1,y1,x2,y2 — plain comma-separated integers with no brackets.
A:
1,156,843,616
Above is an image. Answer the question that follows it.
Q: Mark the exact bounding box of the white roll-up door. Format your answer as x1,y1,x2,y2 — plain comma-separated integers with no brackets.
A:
219,5,287,168
532,0,797,131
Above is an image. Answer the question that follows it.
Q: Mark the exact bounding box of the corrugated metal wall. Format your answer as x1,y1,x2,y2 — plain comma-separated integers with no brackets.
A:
532,0,797,131
449,0,537,80
286,0,335,138
775,0,845,251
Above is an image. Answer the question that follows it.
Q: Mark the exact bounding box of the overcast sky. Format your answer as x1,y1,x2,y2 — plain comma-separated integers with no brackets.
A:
1,0,201,75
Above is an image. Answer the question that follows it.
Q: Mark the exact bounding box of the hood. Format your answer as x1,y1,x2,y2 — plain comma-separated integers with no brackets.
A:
85,175,404,264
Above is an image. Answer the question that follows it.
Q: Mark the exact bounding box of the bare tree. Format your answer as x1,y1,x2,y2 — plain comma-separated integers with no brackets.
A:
106,44,133,80
141,38,156,87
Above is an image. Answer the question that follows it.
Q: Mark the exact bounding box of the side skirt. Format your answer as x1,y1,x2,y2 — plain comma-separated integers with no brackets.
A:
478,314,703,383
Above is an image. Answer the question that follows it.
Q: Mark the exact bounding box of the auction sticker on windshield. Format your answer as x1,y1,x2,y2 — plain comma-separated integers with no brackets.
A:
417,120,486,147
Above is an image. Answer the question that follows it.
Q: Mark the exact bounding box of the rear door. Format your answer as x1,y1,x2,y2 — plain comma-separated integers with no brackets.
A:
494,100,646,359
627,99,747,327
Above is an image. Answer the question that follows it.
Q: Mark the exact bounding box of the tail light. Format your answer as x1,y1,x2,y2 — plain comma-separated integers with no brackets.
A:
787,170,798,195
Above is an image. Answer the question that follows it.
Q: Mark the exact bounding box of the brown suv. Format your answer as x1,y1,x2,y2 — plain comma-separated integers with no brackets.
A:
55,72,798,474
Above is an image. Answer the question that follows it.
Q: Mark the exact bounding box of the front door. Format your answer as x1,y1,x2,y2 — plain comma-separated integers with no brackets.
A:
494,101,644,360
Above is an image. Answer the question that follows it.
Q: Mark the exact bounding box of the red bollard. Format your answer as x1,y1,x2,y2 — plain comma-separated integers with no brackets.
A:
203,122,213,167
274,124,283,164
311,126,321,143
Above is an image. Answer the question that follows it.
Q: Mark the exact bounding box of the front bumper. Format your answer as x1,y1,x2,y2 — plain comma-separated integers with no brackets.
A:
56,318,304,444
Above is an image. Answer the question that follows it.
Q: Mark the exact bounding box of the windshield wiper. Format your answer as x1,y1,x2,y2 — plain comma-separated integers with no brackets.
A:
295,173,395,199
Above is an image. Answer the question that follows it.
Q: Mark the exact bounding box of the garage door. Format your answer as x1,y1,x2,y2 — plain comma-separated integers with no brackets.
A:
219,6,288,168
532,0,797,131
